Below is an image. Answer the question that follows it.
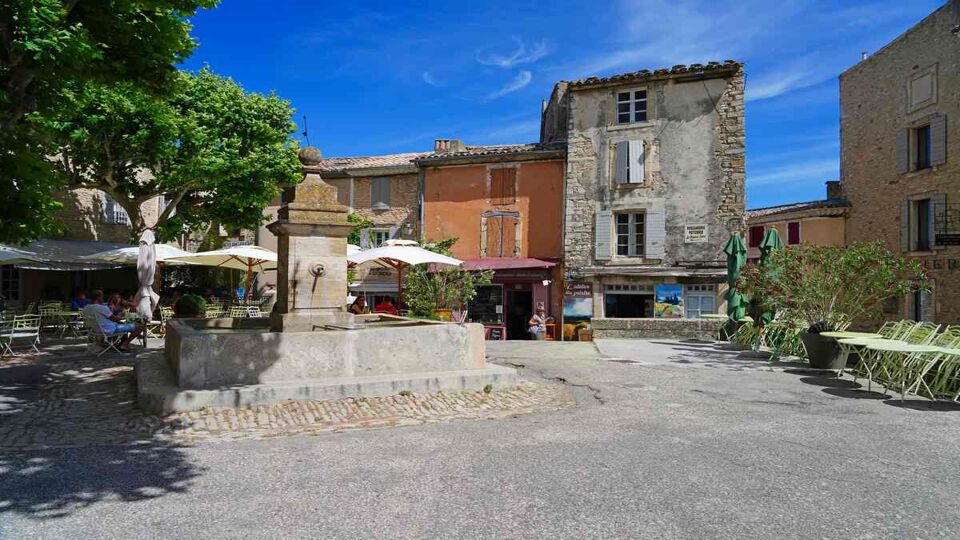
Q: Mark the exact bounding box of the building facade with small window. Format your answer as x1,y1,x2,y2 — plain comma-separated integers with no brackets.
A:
541,62,746,333
840,0,960,323
745,181,849,260
418,140,566,339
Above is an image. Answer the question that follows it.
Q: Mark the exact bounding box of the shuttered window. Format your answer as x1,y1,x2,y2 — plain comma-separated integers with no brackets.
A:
748,226,764,247
102,194,130,225
490,168,517,205
371,178,391,209
615,213,645,257
614,140,645,184
787,222,801,245
899,116,947,174
485,214,518,257
916,125,932,170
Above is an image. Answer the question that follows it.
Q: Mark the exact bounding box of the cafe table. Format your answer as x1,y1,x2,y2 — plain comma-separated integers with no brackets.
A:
826,332,883,377
863,341,942,400
55,311,84,339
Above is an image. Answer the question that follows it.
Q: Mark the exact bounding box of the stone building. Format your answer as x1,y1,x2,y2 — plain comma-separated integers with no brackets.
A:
745,181,849,260
541,61,745,332
418,139,566,339
257,150,427,301
840,0,960,323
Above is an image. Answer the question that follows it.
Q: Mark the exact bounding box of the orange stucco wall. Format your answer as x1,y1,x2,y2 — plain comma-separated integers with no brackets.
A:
422,160,565,260
746,217,846,258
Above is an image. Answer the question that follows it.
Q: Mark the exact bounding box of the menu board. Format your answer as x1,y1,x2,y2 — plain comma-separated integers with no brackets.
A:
563,281,593,323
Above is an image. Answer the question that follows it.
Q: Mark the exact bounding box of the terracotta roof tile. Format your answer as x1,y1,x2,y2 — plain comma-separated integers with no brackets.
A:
746,198,850,220
566,60,742,89
314,152,430,173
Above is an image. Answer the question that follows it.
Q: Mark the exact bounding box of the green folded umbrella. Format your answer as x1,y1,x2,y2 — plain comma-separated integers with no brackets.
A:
753,228,784,327
723,235,747,322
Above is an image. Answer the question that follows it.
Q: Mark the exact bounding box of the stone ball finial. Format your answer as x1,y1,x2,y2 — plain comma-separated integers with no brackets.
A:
298,146,323,166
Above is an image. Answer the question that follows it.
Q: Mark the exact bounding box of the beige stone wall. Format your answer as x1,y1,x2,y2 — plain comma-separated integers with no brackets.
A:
840,2,960,323
350,173,419,235
55,188,163,243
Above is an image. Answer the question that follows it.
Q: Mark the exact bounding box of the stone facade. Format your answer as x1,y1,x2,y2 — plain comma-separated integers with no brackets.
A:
349,173,420,236
543,62,745,320
840,1,960,323
592,317,725,341
54,188,163,243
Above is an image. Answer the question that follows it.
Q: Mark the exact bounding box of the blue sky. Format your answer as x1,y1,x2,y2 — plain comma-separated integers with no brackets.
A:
181,0,943,209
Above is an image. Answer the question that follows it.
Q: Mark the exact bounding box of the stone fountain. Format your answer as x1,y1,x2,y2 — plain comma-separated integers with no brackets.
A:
137,148,516,414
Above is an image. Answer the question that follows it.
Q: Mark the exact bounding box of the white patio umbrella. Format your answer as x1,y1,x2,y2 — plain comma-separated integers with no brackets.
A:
80,244,194,264
0,246,41,266
166,245,278,298
132,230,160,319
347,239,462,306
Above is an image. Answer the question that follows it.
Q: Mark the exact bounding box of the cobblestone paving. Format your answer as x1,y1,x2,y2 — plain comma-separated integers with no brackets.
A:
0,343,573,451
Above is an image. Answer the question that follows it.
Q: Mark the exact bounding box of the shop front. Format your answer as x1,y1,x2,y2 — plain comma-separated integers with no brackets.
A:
463,258,561,340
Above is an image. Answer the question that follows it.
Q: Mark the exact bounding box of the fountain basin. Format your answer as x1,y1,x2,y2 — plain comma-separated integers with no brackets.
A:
137,315,517,413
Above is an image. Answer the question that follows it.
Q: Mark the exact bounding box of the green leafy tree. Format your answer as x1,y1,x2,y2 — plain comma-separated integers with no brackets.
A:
0,0,217,244
51,69,301,242
403,238,493,318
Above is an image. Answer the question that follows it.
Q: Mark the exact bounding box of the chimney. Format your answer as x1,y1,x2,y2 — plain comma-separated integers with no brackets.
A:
825,180,843,200
434,139,465,154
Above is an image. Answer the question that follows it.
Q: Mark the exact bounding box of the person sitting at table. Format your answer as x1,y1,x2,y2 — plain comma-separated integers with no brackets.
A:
374,298,399,315
83,290,144,352
108,293,127,317
69,289,90,311
348,296,367,315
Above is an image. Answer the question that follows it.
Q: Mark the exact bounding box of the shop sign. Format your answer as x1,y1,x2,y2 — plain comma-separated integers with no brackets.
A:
563,281,593,323
684,224,708,243
934,235,960,246
926,258,960,271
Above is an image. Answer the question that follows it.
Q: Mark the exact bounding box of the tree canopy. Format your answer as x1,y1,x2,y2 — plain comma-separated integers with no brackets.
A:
0,0,217,244
51,69,302,242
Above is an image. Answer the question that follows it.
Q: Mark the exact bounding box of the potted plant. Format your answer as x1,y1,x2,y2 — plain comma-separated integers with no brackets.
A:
402,238,494,321
739,242,925,369
173,294,207,318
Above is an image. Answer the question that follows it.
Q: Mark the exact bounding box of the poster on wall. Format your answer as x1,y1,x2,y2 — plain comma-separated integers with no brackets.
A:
563,281,593,323
654,284,684,318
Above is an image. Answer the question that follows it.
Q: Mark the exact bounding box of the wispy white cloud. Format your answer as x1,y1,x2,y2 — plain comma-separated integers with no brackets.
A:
477,37,550,68
486,71,532,100
422,71,444,87
749,158,838,187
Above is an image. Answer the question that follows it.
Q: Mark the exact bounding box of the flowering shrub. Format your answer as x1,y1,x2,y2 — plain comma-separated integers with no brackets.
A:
738,242,926,333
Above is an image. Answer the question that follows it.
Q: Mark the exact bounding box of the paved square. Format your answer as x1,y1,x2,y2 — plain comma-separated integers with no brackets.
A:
2,339,959,539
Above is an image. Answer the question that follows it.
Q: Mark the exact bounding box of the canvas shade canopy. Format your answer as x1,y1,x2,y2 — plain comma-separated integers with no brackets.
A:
166,245,278,298
0,246,41,266
753,228,784,327
80,244,195,264
347,239,462,305
723,234,747,322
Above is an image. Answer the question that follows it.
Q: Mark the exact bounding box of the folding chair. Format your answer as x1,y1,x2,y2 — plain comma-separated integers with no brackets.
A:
246,306,263,318
229,305,248,318
0,314,41,356
81,309,128,357
38,303,61,335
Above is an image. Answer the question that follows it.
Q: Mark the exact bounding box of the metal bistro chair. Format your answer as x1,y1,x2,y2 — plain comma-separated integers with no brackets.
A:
0,314,41,356
205,305,225,319
38,303,62,335
229,305,249,318
81,309,129,357
159,306,175,334
246,306,263,318
902,326,960,400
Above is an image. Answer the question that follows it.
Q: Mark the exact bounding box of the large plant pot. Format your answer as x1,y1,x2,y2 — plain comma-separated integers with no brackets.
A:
800,332,844,370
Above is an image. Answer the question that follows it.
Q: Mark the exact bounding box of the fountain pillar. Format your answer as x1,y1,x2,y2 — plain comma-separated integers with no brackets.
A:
267,147,355,332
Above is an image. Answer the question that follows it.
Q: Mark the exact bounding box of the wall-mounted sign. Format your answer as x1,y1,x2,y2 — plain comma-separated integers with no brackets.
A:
934,235,960,246
684,224,708,243
563,281,593,323
925,258,960,271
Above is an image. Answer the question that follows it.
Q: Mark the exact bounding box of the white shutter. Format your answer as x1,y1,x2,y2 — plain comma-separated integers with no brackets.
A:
628,140,644,184
103,195,115,223
895,129,910,174
614,141,628,183
900,200,910,252
645,199,666,260
388,225,399,239
931,114,946,166
359,228,370,249
595,210,613,260
931,192,946,248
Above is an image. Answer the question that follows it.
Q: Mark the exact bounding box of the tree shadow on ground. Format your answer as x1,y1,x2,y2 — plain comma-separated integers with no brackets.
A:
0,441,201,519
0,348,202,520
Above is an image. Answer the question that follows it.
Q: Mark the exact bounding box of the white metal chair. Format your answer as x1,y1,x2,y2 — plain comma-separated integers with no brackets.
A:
246,306,263,318
229,305,248,318
0,314,41,356
81,308,128,357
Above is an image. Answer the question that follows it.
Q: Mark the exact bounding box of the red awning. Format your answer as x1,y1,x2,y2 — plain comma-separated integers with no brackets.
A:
461,258,558,271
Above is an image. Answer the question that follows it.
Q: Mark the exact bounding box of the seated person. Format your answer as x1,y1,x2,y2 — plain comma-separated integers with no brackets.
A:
83,290,144,352
108,293,128,317
69,290,90,311
373,298,399,315
348,297,367,315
